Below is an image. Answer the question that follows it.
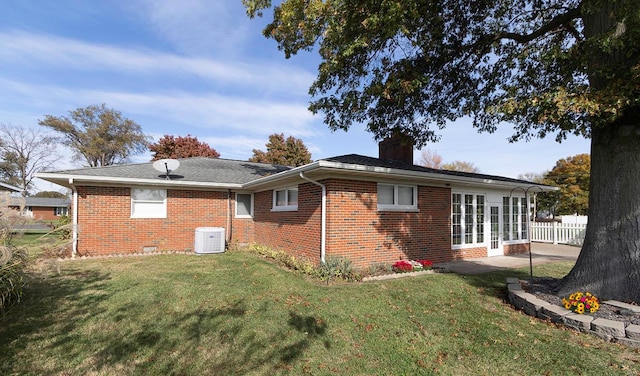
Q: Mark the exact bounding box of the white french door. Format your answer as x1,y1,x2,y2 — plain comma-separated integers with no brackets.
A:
488,205,504,256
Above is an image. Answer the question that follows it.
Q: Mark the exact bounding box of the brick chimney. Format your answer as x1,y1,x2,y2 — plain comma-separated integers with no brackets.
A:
378,132,414,164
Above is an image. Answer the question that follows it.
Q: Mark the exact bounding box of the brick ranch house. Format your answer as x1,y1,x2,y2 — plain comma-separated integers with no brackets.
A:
35,141,556,268
7,197,71,221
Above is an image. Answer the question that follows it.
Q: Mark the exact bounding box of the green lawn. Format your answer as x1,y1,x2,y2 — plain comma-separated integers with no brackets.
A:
1,250,639,375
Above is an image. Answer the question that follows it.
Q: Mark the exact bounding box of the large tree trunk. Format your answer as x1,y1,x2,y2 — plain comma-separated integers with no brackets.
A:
558,0,640,302
558,116,640,302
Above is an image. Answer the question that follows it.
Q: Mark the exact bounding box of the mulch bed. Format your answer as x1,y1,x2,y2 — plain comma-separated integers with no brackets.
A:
521,277,640,327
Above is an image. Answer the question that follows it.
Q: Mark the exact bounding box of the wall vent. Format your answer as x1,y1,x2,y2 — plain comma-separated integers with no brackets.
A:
194,227,226,254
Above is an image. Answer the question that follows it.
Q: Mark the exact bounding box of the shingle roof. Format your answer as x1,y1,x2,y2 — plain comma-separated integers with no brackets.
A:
24,197,71,207
10,197,71,207
37,154,554,191
323,154,549,186
41,157,291,185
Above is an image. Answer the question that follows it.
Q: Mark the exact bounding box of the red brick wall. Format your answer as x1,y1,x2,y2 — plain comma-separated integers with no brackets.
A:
322,179,452,268
29,207,60,221
505,242,529,255
451,247,487,260
253,183,322,263
75,186,253,256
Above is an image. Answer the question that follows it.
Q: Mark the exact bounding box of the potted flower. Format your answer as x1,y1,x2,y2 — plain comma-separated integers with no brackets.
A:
392,259,433,273
562,291,600,314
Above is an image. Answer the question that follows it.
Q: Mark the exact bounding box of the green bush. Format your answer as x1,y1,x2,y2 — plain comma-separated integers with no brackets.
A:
245,244,360,282
54,214,72,240
245,244,316,275
0,245,28,310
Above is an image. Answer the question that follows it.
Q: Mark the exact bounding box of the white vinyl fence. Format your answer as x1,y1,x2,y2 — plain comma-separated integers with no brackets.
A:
530,221,587,246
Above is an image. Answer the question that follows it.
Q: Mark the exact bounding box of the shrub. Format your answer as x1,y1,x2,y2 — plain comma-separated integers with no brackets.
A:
245,244,360,283
365,263,393,277
245,244,316,275
54,214,72,240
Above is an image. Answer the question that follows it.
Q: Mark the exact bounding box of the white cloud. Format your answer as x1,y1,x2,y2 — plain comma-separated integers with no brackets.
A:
0,30,314,93
127,0,252,57
0,77,319,139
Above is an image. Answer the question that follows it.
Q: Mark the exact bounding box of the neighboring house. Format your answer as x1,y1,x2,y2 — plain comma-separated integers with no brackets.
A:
35,137,556,267
8,197,71,220
20,197,71,220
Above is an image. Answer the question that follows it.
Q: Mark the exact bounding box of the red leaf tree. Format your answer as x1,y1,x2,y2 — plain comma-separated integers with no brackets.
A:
149,135,220,161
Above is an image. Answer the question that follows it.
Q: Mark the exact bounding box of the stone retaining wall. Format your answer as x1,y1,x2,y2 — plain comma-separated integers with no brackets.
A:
507,278,640,348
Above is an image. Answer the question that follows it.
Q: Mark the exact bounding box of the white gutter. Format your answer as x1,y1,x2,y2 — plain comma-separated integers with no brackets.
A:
35,172,243,190
299,172,326,264
245,160,558,192
68,178,79,258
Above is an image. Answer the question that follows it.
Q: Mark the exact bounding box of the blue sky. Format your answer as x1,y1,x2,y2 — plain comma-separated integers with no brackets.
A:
0,0,590,191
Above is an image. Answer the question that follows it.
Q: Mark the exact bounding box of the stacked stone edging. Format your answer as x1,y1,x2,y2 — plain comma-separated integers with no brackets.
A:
506,277,640,348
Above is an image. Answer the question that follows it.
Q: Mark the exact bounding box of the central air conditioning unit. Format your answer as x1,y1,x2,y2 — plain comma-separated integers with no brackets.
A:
194,227,226,254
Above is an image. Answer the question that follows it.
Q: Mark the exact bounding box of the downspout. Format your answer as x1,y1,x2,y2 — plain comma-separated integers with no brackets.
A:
227,189,232,245
68,178,78,258
299,172,326,264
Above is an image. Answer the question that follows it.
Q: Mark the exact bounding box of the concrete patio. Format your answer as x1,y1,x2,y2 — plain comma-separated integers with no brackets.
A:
435,242,580,275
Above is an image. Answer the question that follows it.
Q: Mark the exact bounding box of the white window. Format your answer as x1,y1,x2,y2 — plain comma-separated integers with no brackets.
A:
452,193,485,246
377,184,417,211
503,196,528,241
272,186,298,211
236,193,253,218
54,207,69,216
131,188,167,218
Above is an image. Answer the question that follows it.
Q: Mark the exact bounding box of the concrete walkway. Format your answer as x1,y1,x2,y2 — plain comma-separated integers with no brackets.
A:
434,242,580,275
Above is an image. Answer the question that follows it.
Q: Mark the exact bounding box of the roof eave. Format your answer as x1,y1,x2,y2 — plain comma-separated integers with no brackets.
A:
242,160,558,192
35,173,243,190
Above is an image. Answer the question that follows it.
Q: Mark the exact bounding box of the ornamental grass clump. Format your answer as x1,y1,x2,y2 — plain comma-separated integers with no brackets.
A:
562,292,600,314
0,193,30,310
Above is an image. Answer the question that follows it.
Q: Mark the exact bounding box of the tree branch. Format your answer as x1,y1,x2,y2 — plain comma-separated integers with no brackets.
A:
475,7,582,48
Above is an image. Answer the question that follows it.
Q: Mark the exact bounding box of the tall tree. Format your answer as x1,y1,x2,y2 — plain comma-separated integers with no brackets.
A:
33,191,68,199
39,104,150,167
418,149,443,169
539,154,591,216
249,133,312,167
517,172,545,184
418,149,479,171
442,161,480,173
0,123,60,196
244,1,640,300
149,135,220,161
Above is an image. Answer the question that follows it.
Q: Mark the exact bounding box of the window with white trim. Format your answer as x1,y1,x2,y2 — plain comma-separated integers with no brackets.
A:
272,186,298,211
54,207,69,216
452,193,485,246
377,184,417,211
131,188,167,218
503,196,528,241
236,193,253,218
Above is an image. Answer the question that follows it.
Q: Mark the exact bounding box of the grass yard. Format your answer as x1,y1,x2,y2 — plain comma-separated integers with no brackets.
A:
1,250,639,375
